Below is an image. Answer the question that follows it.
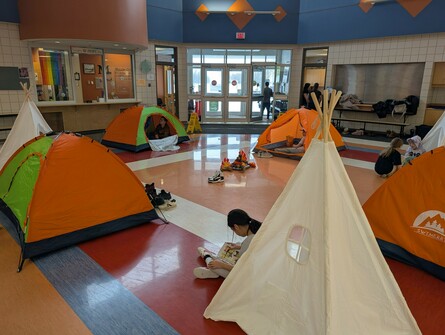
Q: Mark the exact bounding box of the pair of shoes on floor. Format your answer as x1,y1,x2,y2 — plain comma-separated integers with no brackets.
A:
208,170,224,183
145,183,176,209
257,151,273,158
193,267,219,279
351,129,364,136
386,130,397,138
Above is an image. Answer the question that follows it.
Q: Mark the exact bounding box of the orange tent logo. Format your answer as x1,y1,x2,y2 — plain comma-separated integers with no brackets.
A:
412,210,445,243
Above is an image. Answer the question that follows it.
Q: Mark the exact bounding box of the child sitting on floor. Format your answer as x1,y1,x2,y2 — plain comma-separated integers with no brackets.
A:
374,137,403,178
193,209,262,279
403,135,425,165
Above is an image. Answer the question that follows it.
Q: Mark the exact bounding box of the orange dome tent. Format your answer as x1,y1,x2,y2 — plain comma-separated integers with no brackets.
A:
0,132,158,271
363,147,445,280
254,108,345,159
101,106,189,152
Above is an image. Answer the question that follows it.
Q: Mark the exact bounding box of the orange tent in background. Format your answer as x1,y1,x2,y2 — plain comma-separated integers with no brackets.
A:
254,108,345,159
102,106,189,152
363,147,445,280
0,133,158,271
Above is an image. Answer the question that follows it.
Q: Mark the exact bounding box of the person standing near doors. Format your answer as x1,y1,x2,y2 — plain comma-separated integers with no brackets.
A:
261,82,273,119
308,83,322,110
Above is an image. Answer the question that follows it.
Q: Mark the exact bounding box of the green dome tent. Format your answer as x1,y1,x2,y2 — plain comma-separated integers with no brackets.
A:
101,106,189,152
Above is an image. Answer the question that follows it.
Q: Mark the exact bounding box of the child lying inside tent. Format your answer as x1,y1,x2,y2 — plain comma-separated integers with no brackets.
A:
274,128,306,154
193,209,262,279
403,135,425,165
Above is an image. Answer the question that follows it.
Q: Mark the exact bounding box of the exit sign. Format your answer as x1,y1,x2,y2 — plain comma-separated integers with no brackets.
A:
236,32,246,40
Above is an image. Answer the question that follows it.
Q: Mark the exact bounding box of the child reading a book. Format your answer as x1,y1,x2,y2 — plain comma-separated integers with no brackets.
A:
193,209,262,279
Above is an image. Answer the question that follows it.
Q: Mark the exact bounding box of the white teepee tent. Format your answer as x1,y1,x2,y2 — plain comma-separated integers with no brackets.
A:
0,83,52,170
422,110,445,151
204,90,421,335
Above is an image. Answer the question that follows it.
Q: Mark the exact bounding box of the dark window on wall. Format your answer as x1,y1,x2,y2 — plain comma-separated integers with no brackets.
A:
302,47,329,94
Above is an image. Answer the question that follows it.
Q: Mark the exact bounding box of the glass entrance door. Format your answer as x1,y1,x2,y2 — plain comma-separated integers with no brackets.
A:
202,66,249,122
203,67,224,121
227,67,248,121
251,65,277,121
251,66,264,121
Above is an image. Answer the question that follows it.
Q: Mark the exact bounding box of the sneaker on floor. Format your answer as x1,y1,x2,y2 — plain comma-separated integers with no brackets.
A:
208,171,224,183
165,199,177,209
258,151,273,158
145,183,157,199
151,196,165,207
193,267,219,279
159,189,172,200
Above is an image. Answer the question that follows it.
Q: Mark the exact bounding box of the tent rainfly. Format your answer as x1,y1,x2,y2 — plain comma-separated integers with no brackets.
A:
0,132,159,271
0,83,52,170
204,90,421,335
363,146,445,280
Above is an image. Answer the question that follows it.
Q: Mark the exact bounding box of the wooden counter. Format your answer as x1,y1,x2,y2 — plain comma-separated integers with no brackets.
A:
38,101,140,132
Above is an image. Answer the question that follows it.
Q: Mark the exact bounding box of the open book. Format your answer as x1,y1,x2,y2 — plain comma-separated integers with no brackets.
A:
217,242,240,266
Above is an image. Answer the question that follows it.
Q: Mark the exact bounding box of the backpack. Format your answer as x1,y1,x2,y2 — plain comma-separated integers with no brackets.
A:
404,95,419,115
373,101,387,118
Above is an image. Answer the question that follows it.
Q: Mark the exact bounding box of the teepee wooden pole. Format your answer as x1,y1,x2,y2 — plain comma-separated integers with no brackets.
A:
323,90,330,142
312,89,343,143
311,92,323,140
311,92,323,120
20,82,31,103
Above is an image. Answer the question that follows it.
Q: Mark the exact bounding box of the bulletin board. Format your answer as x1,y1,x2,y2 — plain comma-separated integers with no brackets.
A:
0,67,30,90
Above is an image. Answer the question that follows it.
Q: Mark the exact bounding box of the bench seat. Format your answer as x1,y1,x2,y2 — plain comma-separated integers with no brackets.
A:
331,117,409,135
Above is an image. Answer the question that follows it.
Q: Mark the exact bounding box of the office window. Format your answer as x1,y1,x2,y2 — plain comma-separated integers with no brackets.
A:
32,48,72,102
104,53,134,100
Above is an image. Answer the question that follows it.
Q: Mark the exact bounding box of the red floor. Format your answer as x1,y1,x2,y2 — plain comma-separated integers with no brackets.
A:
80,222,245,335
80,219,445,335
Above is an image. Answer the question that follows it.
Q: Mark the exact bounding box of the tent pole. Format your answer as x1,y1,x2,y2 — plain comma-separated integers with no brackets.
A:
17,250,25,273
156,207,168,222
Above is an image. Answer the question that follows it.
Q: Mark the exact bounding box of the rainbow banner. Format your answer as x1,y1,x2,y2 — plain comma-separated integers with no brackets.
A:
39,51,66,86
